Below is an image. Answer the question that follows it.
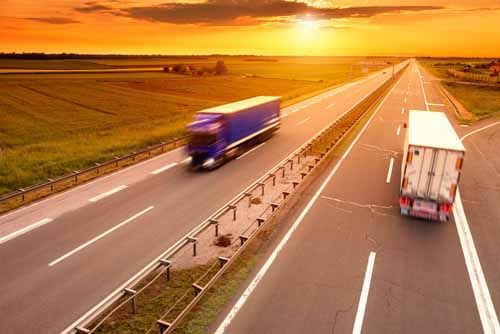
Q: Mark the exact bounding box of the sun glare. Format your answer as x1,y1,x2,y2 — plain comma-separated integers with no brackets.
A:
299,18,320,32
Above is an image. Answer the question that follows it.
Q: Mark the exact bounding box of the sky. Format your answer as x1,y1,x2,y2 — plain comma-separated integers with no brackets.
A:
1,0,500,57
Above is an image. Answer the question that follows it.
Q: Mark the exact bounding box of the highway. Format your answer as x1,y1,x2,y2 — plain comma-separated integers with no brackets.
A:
212,60,500,334
0,63,406,333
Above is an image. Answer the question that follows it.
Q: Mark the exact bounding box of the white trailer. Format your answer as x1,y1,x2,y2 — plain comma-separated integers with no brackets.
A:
400,111,465,222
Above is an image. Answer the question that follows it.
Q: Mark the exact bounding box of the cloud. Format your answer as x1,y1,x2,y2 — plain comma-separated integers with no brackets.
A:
114,1,443,26
25,17,80,24
74,2,113,13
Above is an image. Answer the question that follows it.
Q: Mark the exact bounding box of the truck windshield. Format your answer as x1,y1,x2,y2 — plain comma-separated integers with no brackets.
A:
189,133,217,146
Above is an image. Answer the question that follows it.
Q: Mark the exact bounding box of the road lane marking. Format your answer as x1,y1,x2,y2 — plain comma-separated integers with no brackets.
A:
416,63,429,111
214,71,405,334
280,113,289,118
88,185,128,203
296,117,311,126
461,121,500,142
427,102,445,106
328,102,336,109
151,162,178,175
236,143,266,160
396,125,401,136
454,190,500,333
0,218,53,245
49,206,154,267
401,107,405,114
385,158,394,183
180,157,192,164
404,97,407,103
352,252,377,334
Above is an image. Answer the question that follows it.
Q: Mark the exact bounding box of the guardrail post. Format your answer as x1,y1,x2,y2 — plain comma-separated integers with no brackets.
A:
239,235,249,246
288,159,294,170
48,179,54,191
244,192,252,207
308,165,314,172
157,320,171,334
209,219,219,236
297,153,301,164
160,259,171,281
315,157,321,164
293,181,299,189
301,172,307,180
75,327,91,334
270,203,279,212
282,191,290,200
218,256,230,268
258,183,265,196
269,173,276,186
193,283,203,296
124,288,137,314
256,218,265,227
73,171,79,183
187,237,197,256
228,205,237,221
95,163,100,174
279,166,285,178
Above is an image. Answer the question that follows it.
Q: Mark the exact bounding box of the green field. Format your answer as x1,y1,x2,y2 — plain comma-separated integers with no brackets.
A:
443,82,500,118
419,58,500,119
0,56,397,196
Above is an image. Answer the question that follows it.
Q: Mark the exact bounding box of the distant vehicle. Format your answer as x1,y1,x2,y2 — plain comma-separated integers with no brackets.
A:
400,111,465,222
186,96,281,169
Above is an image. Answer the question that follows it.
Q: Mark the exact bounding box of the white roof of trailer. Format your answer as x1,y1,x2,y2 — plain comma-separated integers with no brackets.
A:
199,96,280,114
408,110,465,152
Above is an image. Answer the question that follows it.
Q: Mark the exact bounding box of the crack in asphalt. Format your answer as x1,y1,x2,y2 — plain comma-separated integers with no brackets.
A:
331,298,356,334
322,195,397,217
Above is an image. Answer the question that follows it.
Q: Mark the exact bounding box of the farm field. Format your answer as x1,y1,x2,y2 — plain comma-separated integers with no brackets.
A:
419,58,500,119
0,56,396,196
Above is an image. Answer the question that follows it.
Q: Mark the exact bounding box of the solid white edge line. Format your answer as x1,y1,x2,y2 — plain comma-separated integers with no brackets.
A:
396,125,401,136
214,71,405,334
151,162,178,175
454,190,500,333
296,117,311,126
401,107,405,114
352,252,377,334
236,143,266,160
415,61,430,111
461,121,500,142
88,185,128,203
427,103,445,106
0,218,53,245
385,158,395,184
48,206,154,267
61,63,404,334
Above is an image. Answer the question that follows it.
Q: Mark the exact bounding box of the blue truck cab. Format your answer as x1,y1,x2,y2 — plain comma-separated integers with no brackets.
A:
186,96,281,169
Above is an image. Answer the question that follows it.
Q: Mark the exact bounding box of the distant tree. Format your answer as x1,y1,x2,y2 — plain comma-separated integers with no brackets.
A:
214,60,228,75
203,66,214,75
172,63,187,74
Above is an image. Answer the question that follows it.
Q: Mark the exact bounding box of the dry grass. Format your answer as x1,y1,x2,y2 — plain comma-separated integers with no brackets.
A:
443,82,500,119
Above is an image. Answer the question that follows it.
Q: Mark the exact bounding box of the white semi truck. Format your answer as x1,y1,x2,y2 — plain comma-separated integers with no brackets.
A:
400,111,465,222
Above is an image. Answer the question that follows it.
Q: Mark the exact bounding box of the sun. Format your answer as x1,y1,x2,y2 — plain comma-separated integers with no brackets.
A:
298,17,320,32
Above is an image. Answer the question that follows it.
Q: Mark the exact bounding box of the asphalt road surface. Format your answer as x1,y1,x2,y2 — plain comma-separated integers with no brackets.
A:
213,60,500,334
0,62,407,333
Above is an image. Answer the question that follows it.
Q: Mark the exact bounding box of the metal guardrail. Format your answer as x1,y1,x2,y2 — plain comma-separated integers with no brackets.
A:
0,136,187,213
66,64,408,334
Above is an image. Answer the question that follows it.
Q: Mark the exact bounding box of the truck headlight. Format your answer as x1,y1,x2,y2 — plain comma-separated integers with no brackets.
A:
203,158,215,168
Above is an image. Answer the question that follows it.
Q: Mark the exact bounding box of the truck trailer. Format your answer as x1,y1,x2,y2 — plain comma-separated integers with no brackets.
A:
186,96,281,169
400,111,465,222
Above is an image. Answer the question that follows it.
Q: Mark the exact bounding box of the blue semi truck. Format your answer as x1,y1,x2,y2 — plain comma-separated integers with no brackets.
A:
186,96,281,169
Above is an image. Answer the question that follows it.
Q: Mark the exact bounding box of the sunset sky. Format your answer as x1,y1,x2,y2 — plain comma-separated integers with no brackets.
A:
1,0,499,56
